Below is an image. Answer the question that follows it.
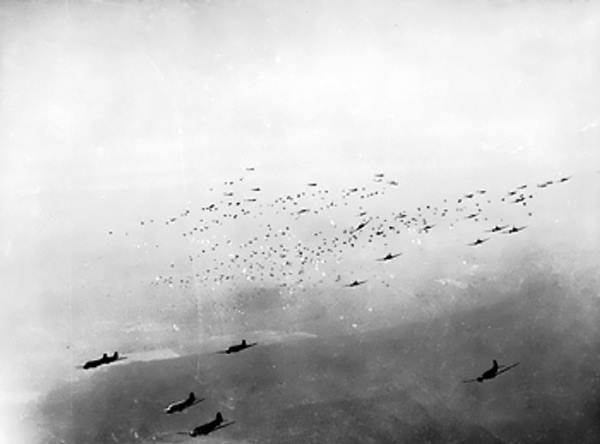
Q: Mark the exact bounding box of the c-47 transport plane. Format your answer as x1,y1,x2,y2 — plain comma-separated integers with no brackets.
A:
81,352,126,370
164,392,204,414
217,339,258,354
176,412,235,437
463,360,520,383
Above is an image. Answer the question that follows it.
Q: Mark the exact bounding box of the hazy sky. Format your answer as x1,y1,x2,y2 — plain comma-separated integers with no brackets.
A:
1,1,600,442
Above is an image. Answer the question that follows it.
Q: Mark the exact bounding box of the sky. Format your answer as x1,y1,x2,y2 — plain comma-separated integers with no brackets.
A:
1,0,600,442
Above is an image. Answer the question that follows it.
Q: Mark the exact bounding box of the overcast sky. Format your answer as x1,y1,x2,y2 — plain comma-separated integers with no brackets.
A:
1,1,600,442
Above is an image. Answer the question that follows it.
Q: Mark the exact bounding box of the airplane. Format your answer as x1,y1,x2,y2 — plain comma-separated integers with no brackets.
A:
558,176,571,183
504,225,527,234
176,412,235,437
351,218,371,234
345,280,367,288
164,392,204,414
465,213,478,219
376,252,402,262
468,238,489,246
486,224,508,233
517,184,528,189
81,352,126,370
217,339,258,354
463,360,520,383
420,224,435,233
307,183,318,187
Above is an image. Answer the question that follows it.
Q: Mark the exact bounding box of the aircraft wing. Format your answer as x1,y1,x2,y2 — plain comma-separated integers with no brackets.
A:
212,421,235,432
496,362,520,376
165,398,204,413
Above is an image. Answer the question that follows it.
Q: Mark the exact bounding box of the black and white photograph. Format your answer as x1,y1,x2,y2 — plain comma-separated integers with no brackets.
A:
1,1,600,442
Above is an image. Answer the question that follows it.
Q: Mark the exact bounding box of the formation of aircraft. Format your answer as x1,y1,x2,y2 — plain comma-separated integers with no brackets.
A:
82,340,257,438
94,167,578,439
114,167,576,292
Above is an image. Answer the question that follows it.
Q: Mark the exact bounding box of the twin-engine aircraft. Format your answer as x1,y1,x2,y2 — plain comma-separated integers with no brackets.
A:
81,352,126,370
463,360,520,383
176,412,235,437
217,339,258,354
164,392,204,414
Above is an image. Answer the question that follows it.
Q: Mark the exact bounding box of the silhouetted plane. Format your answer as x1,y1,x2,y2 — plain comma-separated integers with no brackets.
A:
486,225,508,233
351,219,371,233
376,253,402,262
307,183,318,187
164,392,204,414
217,339,257,354
558,176,571,183
176,412,235,437
420,224,435,233
81,352,126,370
504,225,526,234
345,280,367,287
463,360,520,383
468,238,489,246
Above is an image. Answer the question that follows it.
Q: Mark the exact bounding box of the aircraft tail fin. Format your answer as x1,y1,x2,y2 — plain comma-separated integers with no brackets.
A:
189,392,195,401
216,412,223,423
